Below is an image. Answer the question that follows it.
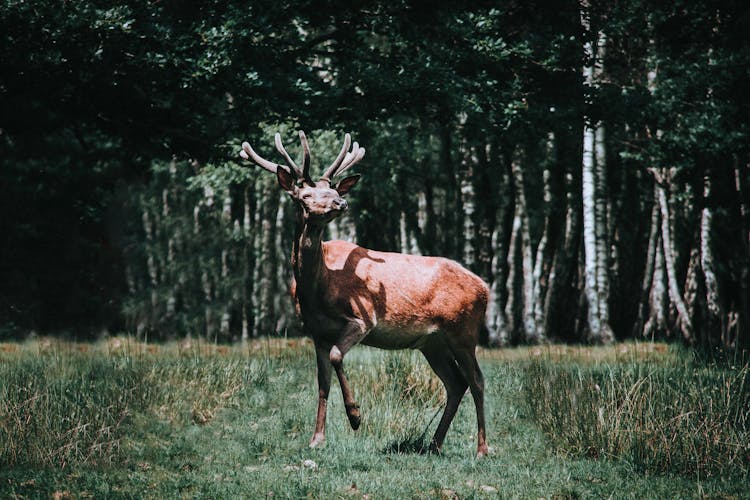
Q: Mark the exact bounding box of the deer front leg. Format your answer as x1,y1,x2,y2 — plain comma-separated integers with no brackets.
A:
310,342,332,448
330,322,367,430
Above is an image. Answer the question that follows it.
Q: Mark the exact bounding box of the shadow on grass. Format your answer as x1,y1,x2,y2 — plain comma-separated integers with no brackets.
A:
382,408,442,455
382,435,429,455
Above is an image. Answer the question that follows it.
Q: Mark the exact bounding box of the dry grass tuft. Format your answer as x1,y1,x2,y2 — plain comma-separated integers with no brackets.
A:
524,353,750,478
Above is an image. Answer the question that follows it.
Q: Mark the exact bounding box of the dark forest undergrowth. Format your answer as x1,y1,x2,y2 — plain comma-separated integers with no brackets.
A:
1,338,747,498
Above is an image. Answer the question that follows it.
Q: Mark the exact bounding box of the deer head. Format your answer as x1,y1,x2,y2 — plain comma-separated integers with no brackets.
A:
240,131,365,224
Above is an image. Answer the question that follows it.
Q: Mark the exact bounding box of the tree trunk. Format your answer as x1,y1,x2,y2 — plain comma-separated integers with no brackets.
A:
419,178,436,256
504,201,523,343
253,177,279,337
643,230,669,339
487,218,508,346
487,151,512,346
163,160,179,331
241,186,252,343
141,205,158,337
582,124,609,342
580,4,614,344
274,194,292,335
219,190,232,341
700,172,723,345
594,124,612,338
530,133,559,344
634,198,659,337
734,159,750,349
460,139,477,270
504,150,535,342
656,182,694,343
475,143,496,285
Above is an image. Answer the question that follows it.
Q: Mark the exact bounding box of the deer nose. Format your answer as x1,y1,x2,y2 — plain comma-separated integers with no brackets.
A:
333,198,348,211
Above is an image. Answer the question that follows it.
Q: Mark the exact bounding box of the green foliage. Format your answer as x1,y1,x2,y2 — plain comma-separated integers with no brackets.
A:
3,0,749,347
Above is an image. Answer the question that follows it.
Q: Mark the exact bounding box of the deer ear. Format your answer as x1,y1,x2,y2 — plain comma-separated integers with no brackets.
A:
335,174,361,195
276,167,297,192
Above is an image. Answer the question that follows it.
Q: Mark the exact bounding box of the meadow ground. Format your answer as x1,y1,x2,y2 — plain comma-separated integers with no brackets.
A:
0,337,747,498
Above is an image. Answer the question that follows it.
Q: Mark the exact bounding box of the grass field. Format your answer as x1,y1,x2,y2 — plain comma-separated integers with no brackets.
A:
1,338,748,498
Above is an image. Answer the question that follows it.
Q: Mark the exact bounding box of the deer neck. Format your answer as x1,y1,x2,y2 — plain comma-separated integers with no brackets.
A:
293,215,326,302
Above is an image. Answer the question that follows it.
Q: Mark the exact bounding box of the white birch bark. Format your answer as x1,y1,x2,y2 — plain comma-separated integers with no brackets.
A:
141,205,160,336
503,152,535,341
504,205,522,342
513,155,536,341
657,185,694,343
165,160,180,321
580,2,613,343
399,212,409,254
642,192,670,339
461,156,476,268
594,124,612,337
636,198,659,336
487,220,507,346
487,160,511,346
582,122,602,339
644,232,668,338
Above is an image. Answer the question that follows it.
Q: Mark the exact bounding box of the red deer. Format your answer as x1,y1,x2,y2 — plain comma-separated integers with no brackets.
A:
240,131,489,457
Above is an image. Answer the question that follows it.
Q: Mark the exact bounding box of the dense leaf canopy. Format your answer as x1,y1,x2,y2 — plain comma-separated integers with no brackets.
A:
2,0,748,347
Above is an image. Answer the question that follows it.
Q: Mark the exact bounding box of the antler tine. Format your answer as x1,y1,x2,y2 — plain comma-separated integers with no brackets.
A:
240,142,288,175
298,130,313,185
335,143,366,177
275,133,304,179
320,133,351,182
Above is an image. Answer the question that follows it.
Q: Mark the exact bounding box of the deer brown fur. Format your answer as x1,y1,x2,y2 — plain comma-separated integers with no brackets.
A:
240,131,489,457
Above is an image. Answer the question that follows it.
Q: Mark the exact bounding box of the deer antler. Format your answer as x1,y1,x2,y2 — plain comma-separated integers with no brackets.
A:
241,132,314,184
336,141,366,177
240,142,291,175
320,133,366,183
241,131,364,184
320,133,351,182
274,133,305,180
298,130,313,185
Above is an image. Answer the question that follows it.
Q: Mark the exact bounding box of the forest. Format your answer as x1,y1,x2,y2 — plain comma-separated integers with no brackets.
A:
2,0,749,351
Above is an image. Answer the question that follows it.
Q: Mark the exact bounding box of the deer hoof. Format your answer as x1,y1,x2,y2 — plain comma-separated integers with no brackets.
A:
346,403,361,430
476,444,489,459
426,442,442,455
309,434,325,448
348,412,361,430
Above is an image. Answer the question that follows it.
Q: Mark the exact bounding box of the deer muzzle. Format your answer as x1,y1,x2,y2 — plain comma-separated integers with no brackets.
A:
333,198,348,211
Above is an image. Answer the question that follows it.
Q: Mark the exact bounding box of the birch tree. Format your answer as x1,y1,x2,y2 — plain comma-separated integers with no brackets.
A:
580,0,614,343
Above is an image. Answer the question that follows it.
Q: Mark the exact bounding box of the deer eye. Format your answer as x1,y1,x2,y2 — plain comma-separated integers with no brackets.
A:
301,193,312,200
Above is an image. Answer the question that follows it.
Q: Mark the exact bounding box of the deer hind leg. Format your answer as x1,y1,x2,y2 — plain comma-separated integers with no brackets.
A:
421,337,468,454
310,341,332,448
330,322,368,430
446,339,489,458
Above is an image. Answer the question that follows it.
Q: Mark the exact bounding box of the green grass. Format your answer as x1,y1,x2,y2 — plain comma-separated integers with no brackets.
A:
525,349,750,480
1,338,747,498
